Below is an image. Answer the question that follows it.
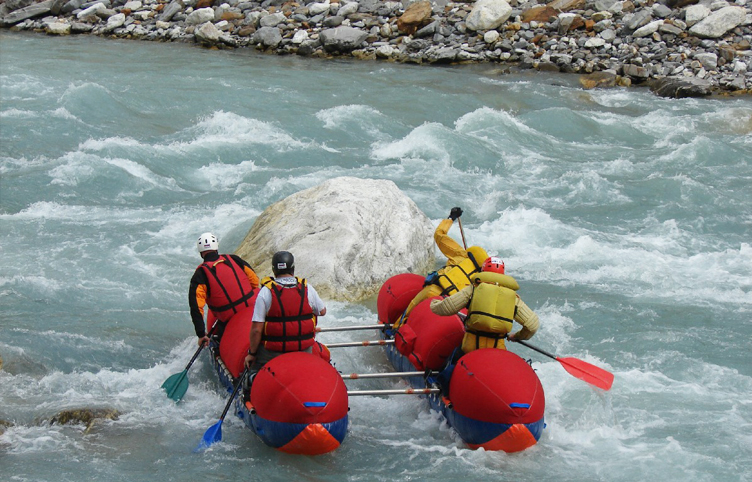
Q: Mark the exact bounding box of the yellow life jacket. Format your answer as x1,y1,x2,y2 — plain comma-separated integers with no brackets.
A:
437,246,488,297
461,272,520,353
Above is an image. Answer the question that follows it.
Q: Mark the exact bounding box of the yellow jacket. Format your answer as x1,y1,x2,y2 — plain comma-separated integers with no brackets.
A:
430,274,539,352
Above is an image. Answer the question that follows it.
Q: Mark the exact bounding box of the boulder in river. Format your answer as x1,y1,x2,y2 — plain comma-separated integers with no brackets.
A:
235,177,435,302
48,407,120,434
0,419,13,436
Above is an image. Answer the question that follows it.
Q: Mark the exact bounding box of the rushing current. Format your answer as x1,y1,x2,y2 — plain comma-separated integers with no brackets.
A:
1,30,751,482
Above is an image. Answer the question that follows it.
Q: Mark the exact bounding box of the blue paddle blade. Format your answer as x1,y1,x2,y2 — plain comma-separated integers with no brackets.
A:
195,420,223,452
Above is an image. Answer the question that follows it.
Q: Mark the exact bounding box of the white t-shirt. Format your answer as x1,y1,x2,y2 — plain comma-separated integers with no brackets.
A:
252,276,326,323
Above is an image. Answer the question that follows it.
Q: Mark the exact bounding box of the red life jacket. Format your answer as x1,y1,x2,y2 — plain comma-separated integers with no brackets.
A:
262,277,315,353
200,255,256,323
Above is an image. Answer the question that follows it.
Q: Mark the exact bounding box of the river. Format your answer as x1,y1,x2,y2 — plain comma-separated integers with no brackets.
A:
1,31,751,482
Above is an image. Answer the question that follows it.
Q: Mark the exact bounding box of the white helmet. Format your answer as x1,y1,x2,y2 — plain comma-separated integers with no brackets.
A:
197,232,218,253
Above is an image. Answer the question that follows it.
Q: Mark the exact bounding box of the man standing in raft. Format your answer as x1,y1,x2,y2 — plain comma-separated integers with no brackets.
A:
189,232,260,346
399,207,489,325
430,256,539,354
243,251,327,384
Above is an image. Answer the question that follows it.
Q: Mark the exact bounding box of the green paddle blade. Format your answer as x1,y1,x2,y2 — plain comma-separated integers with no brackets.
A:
162,370,190,402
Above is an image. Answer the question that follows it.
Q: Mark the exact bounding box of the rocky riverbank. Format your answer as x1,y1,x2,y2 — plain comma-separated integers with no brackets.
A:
2,0,751,97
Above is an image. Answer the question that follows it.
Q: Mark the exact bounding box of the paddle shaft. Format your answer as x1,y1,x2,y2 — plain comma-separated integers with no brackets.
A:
325,340,395,348
457,217,468,250
183,344,205,371
184,323,219,370
513,339,557,359
219,367,249,422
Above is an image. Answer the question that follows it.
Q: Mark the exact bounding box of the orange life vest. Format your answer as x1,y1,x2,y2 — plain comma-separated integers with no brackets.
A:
262,277,316,353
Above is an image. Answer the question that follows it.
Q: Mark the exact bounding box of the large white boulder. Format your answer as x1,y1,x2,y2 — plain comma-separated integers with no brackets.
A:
46,21,71,34
684,4,711,27
466,0,512,32
235,177,435,302
77,2,105,19
688,6,746,38
186,7,215,25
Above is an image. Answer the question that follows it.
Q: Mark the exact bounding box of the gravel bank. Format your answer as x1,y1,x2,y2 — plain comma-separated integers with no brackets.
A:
2,0,751,97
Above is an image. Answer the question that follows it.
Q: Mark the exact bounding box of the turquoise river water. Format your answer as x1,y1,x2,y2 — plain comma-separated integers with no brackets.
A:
1,31,751,482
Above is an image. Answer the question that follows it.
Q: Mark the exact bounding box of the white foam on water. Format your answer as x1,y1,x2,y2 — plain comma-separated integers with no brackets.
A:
2,201,156,223
315,104,394,146
195,159,263,190
632,109,699,148
478,77,533,89
588,88,645,109
1,108,38,118
597,156,636,175
105,157,185,191
46,151,186,192
0,336,234,455
559,169,631,205
51,107,78,120
0,73,54,101
152,203,261,254
464,207,752,306
696,105,752,137
654,134,715,165
371,122,455,165
0,155,54,176
78,136,143,151
0,425,87,455
2,107,81,121
58,80,113,103
9,328,132,354
47,154,95,187
164,111,309,153
455,106,546,143
0,273,62,294
316,104,384,130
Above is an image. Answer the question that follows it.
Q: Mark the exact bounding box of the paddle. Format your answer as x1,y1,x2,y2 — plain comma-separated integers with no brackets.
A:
512,339,614,391
457,217,468,250
161,326,216,403
195,366,249,452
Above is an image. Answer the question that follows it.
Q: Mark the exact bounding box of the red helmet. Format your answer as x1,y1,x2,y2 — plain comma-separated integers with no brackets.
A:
481,256,505,274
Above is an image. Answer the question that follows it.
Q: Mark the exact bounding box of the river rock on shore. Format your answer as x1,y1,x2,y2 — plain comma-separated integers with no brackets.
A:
1,0,751,96
235,177,434,302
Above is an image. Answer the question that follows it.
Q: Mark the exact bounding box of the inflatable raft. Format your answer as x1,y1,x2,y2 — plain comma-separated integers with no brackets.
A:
376,273,546,452
207,312,349,455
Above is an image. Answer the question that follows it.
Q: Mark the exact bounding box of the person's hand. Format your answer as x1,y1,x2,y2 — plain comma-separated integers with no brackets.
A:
198,335,210,347
449,207,463,221
244,353,256,369
507,333,516,342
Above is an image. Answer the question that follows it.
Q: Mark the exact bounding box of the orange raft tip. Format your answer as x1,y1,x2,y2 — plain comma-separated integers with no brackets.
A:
277,423,342,455
466,424,539,453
